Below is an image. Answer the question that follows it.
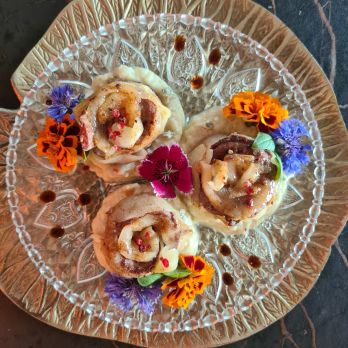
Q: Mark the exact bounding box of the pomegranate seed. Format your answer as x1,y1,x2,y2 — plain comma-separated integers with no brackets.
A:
134,238,143,246
160,257,169,268
111,109,121,118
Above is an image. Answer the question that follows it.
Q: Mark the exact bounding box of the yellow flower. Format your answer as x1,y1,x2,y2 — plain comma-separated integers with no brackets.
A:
223,91,288,132
161,255,214,309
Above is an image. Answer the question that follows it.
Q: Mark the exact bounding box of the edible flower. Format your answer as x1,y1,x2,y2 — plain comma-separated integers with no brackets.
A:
36,115,82,173
46,84,80,123
223,91,288,132
138,144,193,199
271,119,311,175
161,255,214,309
105,274,162,315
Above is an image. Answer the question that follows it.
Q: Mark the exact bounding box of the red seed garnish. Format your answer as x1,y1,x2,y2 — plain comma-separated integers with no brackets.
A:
111,109,121,118
246,187,254,195
109,129,121,141
134,238,143,246
160,257,169,268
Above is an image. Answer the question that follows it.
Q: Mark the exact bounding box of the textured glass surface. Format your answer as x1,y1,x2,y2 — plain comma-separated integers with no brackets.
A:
6,14,324,332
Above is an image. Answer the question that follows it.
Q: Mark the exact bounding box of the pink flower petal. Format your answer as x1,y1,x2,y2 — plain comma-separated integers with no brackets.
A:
138,160,157,181
147,145,170,163
168,144,188,170
151,180,176,199
175,166,193,194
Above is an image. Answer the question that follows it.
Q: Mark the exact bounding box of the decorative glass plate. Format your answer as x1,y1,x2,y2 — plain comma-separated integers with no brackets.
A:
6,14,324,332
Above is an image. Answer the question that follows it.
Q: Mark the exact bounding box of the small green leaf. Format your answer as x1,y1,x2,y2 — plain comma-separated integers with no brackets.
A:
163,268,191,278
83,151,87,161
137,273,163,287
252,132,276,152
273,152,283,180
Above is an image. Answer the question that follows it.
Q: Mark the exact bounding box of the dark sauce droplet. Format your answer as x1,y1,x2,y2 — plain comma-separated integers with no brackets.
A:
222,272,234,286
208,48,221,65
39,190,56,203
45,99,52,105
248,255,261,268
50,226,65,238
219,244,231,256
174,35,186,51
82,165,90,171
190,75,204,89
78,193,92,206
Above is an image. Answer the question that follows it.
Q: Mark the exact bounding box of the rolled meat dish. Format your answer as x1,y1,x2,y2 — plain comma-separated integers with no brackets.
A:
92,184,199,278
74,65,185,183
181,107,287,234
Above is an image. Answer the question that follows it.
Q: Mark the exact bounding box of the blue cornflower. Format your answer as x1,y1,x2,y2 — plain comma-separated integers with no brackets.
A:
104,274,162,315
271,119,312,175
47,84,80,123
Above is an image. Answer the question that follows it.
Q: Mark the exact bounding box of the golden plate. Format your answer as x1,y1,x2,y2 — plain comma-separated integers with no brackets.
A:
1,0,348,346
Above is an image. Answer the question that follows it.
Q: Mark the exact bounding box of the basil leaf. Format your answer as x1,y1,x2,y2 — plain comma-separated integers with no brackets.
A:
137,273,163,287
273,152,283,180
163,268,191,278
252,132,276,152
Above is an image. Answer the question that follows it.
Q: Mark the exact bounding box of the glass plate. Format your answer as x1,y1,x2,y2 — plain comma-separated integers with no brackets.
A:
6,14,324,333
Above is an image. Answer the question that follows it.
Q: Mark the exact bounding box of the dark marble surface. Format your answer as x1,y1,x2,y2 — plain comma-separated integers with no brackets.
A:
0,0,347,347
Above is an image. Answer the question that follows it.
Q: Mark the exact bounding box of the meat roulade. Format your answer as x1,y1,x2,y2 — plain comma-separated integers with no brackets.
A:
92,184,199,278
181,107,286,234
74,65,185,183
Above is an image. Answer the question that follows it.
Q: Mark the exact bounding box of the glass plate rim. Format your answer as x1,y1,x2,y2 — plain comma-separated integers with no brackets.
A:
5,13,325,333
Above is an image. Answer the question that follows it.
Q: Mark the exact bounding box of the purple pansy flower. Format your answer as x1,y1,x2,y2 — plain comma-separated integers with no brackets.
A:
47,84,80,123
271,119,312,175
138,144,193,199
104,274,162,315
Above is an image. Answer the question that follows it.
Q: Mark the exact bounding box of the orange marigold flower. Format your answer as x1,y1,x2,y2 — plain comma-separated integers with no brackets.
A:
161,255,214,309
36,115,82,173
223,91,288,132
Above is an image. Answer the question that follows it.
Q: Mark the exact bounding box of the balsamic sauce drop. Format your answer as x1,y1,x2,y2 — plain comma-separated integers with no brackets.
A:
50,226,65,238
222,272,234,286
39,190,56,203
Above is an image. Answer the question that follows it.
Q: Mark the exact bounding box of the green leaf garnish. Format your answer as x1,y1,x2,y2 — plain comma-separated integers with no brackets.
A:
252,132,276,152
273,152,283,180
137,273,163,287
163,268,191,278
83,151,87,161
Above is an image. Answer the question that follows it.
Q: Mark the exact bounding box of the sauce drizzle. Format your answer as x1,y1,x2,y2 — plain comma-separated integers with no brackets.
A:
190,75,204,89
50,226,65,238
39,190,56,203
208,48,221,65
174,35,186,51
78,193,92,206
222,272,234,286
248,255,262,268
219,244,231,256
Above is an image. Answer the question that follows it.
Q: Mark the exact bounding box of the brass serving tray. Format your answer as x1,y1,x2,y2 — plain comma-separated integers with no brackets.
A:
1,0,347,347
